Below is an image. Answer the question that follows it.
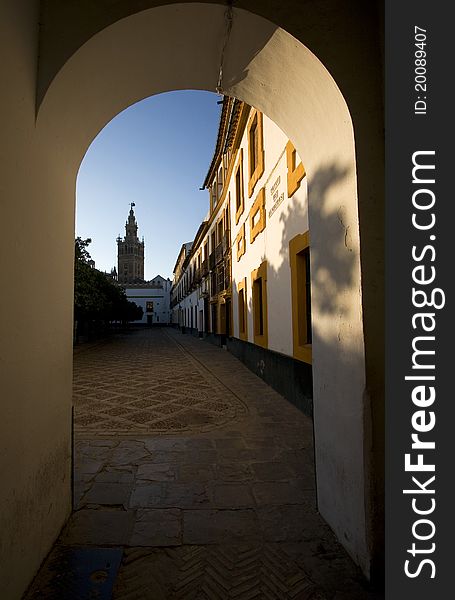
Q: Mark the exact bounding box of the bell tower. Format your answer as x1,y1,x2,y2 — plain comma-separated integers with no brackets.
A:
117,203,145,284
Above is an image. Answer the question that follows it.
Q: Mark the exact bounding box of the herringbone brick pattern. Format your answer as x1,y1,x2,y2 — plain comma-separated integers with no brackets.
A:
113,545,326,600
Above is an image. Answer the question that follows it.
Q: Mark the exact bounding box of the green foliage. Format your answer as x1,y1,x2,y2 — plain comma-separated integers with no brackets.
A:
74,237,143,325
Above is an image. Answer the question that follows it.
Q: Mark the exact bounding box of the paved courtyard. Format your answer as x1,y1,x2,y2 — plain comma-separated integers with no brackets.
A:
26,328,380,599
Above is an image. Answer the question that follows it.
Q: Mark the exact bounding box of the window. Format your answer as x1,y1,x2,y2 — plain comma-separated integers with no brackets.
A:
211,304,218,334
236,223,246,261
249,187,266,243
289,232,312,363
225,204,230,230
210,183,217,212
286,140,306,197
225,202,231,246
223,152,229,175
217,218,223,245
247,110,264,197
237,278,248,341
217,165,223,198
234,149,244,224
251,261,268,348
253,279,263,334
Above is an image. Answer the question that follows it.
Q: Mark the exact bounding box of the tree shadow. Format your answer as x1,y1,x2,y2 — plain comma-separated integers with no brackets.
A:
268,162,359,357
234,162,364,419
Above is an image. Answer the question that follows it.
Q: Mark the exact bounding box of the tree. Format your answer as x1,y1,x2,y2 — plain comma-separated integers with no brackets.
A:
74,238,142,337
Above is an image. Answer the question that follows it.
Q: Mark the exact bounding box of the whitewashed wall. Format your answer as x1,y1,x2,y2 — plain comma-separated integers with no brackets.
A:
174,288,200,329
230,113,309,357
125,280,171,324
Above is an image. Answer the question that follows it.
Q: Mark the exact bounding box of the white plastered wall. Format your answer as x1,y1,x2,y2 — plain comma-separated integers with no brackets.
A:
124,287,170,324
230,113,309,356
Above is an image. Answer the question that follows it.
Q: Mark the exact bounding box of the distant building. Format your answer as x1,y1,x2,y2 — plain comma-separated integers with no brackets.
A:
124,276,172,325
116,204,171,324
117,203,145,284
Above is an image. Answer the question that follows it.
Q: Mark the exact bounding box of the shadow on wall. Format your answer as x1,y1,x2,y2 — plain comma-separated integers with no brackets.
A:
264,163,383,579
271,161,359,364
296,163,355,319
233,163,362,414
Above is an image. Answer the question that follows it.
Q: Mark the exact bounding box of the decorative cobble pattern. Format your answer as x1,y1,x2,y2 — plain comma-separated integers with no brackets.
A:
73,329,248,435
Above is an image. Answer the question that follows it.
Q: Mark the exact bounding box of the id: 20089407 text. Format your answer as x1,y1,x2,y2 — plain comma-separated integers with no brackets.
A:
414,26,428,115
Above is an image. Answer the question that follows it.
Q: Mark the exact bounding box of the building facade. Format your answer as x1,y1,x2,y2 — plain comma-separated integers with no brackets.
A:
171,98,312,412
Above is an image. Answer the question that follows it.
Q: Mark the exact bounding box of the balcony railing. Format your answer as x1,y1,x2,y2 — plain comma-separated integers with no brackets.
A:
208,266,232,298
215,243,223,265
201,259,209,277
218,270,225,294
223,231,231,255
224,272,231,293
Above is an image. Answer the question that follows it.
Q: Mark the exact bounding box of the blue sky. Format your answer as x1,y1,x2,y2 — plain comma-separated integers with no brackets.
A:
76,90,221,279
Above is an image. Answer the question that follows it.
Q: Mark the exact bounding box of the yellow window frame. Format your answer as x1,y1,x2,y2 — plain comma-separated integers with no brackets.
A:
286,141,306,198
249,187,266,243
237,277,248,341
235,149,244,224
236,223,246,262
289,231,312,364
247,110,265,198
251,260,268,348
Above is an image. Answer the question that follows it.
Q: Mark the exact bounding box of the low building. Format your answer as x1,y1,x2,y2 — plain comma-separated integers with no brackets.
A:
124,276,172,325
171,97,311,412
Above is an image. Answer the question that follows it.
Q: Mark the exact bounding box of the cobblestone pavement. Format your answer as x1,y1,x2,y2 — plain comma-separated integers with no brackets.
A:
26,328,382,600
73,329,248,435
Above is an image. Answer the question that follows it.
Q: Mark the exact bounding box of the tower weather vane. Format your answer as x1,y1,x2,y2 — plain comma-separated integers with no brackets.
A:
130,202,135,209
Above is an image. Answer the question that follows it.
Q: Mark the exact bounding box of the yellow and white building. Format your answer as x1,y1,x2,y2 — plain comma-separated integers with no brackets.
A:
171,97,312,412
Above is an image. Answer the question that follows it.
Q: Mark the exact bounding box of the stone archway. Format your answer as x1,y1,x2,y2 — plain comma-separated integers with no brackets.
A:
0,2,383,596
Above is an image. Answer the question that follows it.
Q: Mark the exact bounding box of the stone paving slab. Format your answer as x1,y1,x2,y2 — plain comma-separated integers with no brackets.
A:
81,482,133,507
61,510,136,546
182,509,261,544
130,509,182,546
